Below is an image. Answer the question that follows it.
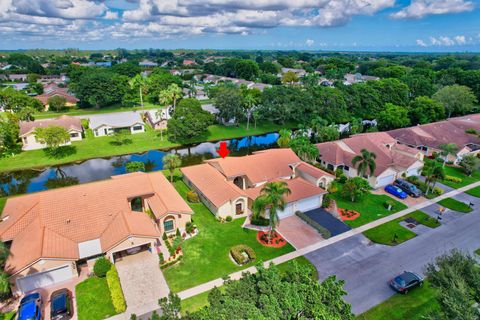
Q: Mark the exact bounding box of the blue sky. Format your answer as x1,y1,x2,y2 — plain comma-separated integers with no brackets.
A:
1,0,479,52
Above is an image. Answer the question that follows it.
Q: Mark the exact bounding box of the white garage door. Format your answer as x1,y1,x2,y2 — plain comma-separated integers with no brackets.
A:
17,265,74,293
376,175,395,188
296,196,321,213
406,168,419,177
276,203,295,219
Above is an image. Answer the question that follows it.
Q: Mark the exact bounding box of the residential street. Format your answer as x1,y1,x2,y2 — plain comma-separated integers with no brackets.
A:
306,195,480,315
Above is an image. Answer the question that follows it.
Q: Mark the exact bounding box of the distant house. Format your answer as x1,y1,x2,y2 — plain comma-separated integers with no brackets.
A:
280,68,307,78
316,132,424,188
95,61,112,67
247,82,271,91
0,74,8,81
344,73,380,85
388,114,480,164
34,84,79,110
145,109,170,130
139,60,158,67
38,74,68,84
8,74,28,82
182,59,197,66
7,83,29,91
19,115,83,150
89,112,146,137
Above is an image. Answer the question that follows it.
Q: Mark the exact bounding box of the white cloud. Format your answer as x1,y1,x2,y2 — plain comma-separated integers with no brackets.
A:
305,38,314,46
454,35,466,44
104,11,119,20
391,0,474,19
416,39,427,47
417,34,469,47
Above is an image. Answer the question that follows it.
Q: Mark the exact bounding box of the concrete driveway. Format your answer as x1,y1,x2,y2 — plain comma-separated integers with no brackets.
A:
306,205,480,315
372,188,427,207
115,250,169,316
277,215,324,249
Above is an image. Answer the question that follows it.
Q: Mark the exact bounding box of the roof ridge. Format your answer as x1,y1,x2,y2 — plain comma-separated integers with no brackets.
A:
120,210,132,234
99,210,124,237
0,200,40,238
147,173,168,215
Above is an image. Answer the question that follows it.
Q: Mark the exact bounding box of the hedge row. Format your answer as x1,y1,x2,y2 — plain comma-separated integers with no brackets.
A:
160,255,183,270
230,245,256,265
106,265,127,313
295,211,332,239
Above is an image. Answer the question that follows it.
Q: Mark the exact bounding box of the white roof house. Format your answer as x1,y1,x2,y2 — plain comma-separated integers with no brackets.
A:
88,112,146,137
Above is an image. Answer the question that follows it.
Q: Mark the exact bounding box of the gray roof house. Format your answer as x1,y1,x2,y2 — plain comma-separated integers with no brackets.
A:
88,112,146,137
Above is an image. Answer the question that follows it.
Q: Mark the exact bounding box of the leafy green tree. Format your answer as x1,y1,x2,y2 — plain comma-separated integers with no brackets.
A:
438,143,459,167
112,62,141,77
276,129,291,148
129,74,150,110
373,65,408,78
401,74,435,98
34,126,70,151
433,85,477,118
310,117,339,143
259,61,279,74
0,271,11,300
47,95,67,112
257,181,291,241
26,73,40,83
112,129,130,145
159,83,183,110
260,86,306,124
74,71,128,108
167,98,214,141
377,103,411,130
0,115,19,153
422,161,445,194
409,96,445,125
341,177,371,202
341,83,383,119
125,161,145,173
147,72,182,103
163,154,181,182
289,136,319,162
459,154,479,176
281,71,299,84
0,87,43,112
352,149,377,178
368,78,410,106
0,242,9,267
16,106,36,122
212,86,244,125
158,292,181,319
234,60,259,81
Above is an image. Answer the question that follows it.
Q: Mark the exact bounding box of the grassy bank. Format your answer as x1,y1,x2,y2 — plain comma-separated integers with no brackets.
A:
0,121,293,173
438,198,473,213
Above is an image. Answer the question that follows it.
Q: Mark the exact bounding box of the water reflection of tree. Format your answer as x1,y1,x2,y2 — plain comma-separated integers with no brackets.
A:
178,152,213,167
144,159,156,172
0,170,43,196
112,156,127,168
44,166,79,190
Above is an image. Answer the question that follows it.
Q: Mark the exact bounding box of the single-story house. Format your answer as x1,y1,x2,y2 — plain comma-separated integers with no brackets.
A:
7,74,27,82
343,73,380,85
19,115,83,151
89,112,146,137
0,172,193,294
34,85,78,110
388,114,480,164
145,109,170,130
181,149,334,220
139,60,158,67
316,132,424,188
279,68,307,78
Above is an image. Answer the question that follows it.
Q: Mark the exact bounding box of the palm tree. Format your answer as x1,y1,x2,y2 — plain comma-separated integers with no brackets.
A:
0,271,10,299
352,149,377,178
277,129,292,148
0,242,9,267
163,154,181,182
129,74,149,111
259,181,291,241
243,92,258,131
439,143,458,167
159,84,183,111
422,161,445,194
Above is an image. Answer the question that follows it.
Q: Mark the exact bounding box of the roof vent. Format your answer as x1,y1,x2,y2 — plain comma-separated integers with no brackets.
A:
66,219,71,224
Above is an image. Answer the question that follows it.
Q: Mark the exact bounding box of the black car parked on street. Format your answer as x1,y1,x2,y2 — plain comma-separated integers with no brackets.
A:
394,179,422,198
389,271,424,294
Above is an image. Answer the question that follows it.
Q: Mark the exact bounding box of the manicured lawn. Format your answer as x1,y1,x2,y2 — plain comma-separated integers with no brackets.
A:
75,277,117,320
438,198,473,213
162,171,294,293
357,281,439,320
0,312,16,320
0,121,294,172
441,165,480,189
180,256,316,314
331,191,408,228
363,211,439,246
466,186,480,198
0,198,6,215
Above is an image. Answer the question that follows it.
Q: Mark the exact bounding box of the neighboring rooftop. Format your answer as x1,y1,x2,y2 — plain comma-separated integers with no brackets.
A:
19,115,82,137
88,111,144,129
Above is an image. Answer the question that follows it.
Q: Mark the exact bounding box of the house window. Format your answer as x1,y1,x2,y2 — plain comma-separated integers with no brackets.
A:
131,197,143,212
22,137,28,144
343,166,350,172
164,219,174,232
133,125,143,131
70,132,79,138
94,130,98,136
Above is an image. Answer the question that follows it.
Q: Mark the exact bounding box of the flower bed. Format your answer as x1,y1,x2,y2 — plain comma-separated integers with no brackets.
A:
256,231,287,248
230,245,256,265
337,208,360,221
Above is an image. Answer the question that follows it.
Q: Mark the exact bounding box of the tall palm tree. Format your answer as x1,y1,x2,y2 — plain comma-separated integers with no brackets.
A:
352,149,377,178
423,162,445,194
129,74,149,112
163,154,181,183
0,242,9,267
0,271,10,299
159,84,183,111
259,181,291,241
277,129,292,148
439,143,458,167
243,92,258,131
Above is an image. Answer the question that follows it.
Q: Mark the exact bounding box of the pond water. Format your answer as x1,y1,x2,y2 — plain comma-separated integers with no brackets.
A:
0,132,279,196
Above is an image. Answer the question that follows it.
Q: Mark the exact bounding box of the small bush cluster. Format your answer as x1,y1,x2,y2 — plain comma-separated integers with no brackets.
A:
160,255,183,270
295,211,331,239
158,253,165,264
433,187,444,195
106,265,126,313
336,174,347,184
250,216,270,226
465,128,478,135
93,257,112,278
445,175,462,183
186,190,200,203
384,200,395,210
186,221,195,234
225,215,233,222
165,238,175,256
230,245,256,265
322,194,332,208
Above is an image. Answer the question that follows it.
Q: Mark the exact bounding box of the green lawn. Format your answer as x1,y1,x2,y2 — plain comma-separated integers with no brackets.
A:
162,171,294,293
466,186,480,198
357,281,439,320
0,312,16,320
0,121,293,173
0,198,6,215
331,191,408,228
75,277,117,320
363,211,439,246
438,198,473,213
441,166,480,189
180,256,316,314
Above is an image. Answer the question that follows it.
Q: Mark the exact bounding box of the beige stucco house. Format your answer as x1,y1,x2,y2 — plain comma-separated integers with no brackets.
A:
89,112,145,137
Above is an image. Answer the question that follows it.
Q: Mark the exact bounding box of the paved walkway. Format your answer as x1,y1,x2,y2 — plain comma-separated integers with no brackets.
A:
276,215,324,249
177,180,480,300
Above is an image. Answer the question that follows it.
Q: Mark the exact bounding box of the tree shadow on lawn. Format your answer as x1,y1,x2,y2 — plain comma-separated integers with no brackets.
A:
109,138,132,146
43,145,77,159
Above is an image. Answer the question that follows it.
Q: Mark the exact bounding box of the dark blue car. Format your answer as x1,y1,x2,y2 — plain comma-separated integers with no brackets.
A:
50,289,73,320
18,292,42,320
385,184,408,199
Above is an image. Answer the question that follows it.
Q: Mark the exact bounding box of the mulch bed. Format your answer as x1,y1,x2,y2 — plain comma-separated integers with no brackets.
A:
337,208,361,221
256,231,287,248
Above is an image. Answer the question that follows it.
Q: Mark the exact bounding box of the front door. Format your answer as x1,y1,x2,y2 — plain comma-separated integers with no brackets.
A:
235,202,243,215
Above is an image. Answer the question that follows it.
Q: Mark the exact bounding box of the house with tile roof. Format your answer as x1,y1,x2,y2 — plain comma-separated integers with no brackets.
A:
388,114,480,164
19,115,83,151
34,84,78,110
181,149,334,220
316,132,424,189
0,171,193,294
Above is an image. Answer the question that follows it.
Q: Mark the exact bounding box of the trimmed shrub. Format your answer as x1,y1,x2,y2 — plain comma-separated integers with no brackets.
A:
433,187,444,195
445,175,462,183
384,200,395,210
176,228,181,237
230,245,256,265
106,265,126,313
158,253,165,264
466,128,477,134
250,216,269,226
406,176,419,184
93,257,112,278
322,194,332,208
165,238,175,256
328,182,339,193
186,190,200,203
295,211,331,239
225,215,233,222
336,174,347,184
160,255,183,270
186,222,195,234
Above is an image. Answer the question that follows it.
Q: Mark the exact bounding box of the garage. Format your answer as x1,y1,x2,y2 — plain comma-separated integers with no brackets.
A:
276,203,295,219
112,243,152,263
17,264,74,293
277,195,322,219
376,174,395,188
406,168,419,177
